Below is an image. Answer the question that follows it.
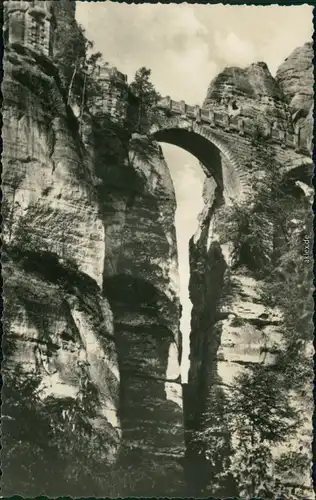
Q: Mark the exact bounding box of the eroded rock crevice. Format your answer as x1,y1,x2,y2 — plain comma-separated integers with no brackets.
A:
2,2,313,497
183,43,313,497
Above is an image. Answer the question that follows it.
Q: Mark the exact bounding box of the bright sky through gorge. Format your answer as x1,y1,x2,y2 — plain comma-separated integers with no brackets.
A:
76,2,313,382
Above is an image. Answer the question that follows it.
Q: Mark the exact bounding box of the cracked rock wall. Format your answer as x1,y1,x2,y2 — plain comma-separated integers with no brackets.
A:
2,24,121,454
2,2,184,493
184,43,313,497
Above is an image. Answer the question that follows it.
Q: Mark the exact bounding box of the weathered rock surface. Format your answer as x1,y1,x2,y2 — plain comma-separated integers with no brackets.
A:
4,255,119,439
276,42,313,151
2,23,121,461
185,47,313,497
204,61,291,130
3,3,312,496
276,43,313,118
3,1,184,495
93,129,184,493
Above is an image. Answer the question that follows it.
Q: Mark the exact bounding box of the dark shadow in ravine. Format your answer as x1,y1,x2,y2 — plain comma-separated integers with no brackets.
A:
104,273,185,496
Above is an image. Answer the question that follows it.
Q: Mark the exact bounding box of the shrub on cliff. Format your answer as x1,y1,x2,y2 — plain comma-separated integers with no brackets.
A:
194,139,312,497
229,364,302,498
2,361,158,496
128,67,161,134
53,21,104,119
87,65,162,174
53,18,86,100
216,141,302,276
1,361,114,496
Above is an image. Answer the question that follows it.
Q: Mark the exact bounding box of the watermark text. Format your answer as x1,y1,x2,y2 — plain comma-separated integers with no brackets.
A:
303,236,311,264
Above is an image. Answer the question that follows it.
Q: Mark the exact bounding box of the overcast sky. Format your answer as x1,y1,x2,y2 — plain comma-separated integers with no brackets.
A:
76,2,313,380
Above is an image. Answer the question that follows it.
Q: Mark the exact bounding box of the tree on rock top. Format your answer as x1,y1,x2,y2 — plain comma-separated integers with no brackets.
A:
129,67,160,134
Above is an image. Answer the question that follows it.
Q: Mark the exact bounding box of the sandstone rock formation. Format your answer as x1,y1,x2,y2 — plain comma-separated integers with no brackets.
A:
185,51,313,497
2,2,313,497
90,128,185,491
276,42,313,151
204,61,289,126
2,1,183,496
3,0,121,467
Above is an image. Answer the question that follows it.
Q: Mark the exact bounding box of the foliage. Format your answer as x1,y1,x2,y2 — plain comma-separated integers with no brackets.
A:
274,449,312,495
90,113,127,167
232,366,300,442
216,141,305,276
192,139,313,497
2,365,63,496
53,21,103,116
1,362,113,496
128,66,161,134
229,365,302,497
53,20,85,96
193,364,302,497
91,66,162,171
127,133,162,168
191,387,238,496
2,357,160,496
216,200,274,273
54,32,163,166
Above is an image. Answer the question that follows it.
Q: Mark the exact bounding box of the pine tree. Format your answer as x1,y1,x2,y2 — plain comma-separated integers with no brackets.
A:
194,137,313,497
129,67,160,133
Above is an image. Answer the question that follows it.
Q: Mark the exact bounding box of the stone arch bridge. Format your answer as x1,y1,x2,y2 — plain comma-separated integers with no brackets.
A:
3,0,311,198
147,96,311,200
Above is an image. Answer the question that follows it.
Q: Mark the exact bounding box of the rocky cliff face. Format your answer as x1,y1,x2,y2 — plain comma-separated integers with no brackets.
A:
91,128,184,492
276,42,313,152
185,48,313,497
3,3,121,467
2,1,183,496
2,2,312,497
204,61,289,126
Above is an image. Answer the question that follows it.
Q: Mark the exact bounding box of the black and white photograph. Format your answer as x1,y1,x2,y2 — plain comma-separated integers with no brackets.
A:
1,1,314,497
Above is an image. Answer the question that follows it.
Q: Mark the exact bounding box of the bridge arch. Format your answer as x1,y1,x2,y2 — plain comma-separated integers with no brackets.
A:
149,116,247,203
281,159,313,186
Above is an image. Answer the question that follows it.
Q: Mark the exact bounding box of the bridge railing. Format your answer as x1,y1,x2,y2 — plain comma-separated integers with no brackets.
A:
186,105,195,118
156,97,309,154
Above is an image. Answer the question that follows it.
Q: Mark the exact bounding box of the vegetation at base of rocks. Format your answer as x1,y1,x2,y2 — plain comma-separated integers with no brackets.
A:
2,362,112,496
2,361,183,497
187,385,238,497
192,139,313,498
228,365,308,498
193,366,311,498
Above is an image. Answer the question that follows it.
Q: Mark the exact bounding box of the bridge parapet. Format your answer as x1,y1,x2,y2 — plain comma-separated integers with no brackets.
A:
156,97,309,154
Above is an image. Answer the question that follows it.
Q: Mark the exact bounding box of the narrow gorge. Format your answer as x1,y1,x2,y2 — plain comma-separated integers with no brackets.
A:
2,2,313,498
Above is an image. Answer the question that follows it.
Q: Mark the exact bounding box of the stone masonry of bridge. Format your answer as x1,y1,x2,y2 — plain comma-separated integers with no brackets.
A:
156,95,308,153
149,94,311,202
4,0,310,186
